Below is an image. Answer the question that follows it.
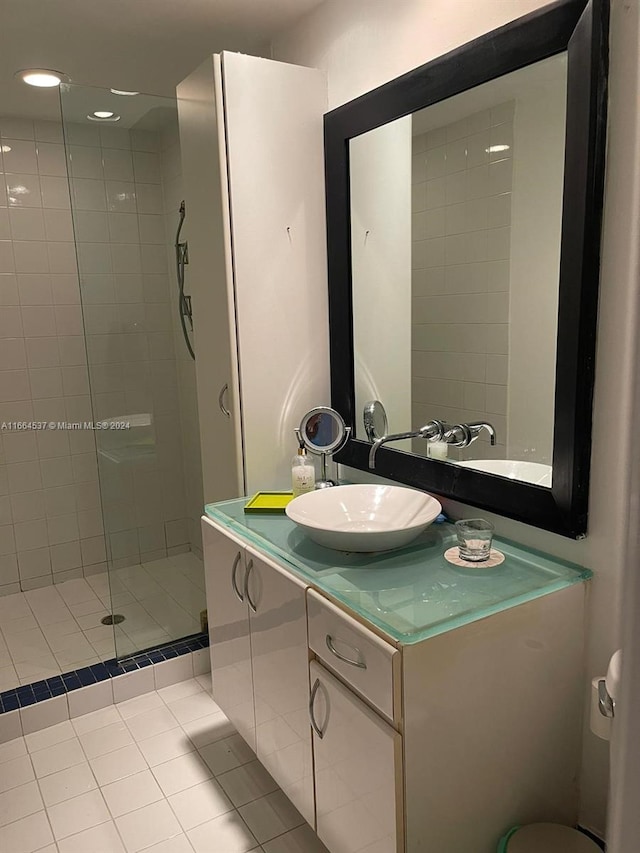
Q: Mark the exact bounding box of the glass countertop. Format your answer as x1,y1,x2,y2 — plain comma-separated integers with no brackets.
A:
204,498,592,645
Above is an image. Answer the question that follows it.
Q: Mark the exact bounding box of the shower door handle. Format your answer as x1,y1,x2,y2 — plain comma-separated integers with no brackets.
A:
218,383,231,418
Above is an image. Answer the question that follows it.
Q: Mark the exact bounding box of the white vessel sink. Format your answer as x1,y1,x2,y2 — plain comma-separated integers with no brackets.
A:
456,459,552,487
285,484,442,552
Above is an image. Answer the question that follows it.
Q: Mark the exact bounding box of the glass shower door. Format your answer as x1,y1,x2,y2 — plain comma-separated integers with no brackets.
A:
60,83,206,660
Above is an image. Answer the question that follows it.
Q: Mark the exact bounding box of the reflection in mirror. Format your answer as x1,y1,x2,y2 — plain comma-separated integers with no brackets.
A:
300,407,348,453
363,400,388,442
350,54,567,486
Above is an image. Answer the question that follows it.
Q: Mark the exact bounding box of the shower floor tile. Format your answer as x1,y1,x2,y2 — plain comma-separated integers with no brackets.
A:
0,554,205,694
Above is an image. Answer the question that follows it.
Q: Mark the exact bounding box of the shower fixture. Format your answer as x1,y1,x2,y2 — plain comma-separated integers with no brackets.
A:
176,200,195,360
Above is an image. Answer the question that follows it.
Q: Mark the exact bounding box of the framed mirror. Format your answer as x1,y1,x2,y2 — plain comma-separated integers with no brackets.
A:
324,0,608,537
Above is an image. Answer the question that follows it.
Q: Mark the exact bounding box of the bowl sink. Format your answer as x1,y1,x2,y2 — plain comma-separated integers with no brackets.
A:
455,459,552,487
285,484,442,552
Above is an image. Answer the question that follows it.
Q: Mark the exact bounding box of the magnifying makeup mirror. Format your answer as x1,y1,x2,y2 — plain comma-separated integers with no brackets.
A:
299,406,351,488
363,401,389,442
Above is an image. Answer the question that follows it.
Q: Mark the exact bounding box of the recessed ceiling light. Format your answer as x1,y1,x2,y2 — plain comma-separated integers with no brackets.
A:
486,144,510,154
15,68,67,88
87,113,121,123
110,89,139,96
1,145,11,154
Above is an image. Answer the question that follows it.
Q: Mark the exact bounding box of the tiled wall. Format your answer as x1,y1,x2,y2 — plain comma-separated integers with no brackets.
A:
411,103,514,460
159,121,204,557
0,116,107,596
66,118,192,571
0,112,196,595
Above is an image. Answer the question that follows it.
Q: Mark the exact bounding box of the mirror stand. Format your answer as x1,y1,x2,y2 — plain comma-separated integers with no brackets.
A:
298,406,351,488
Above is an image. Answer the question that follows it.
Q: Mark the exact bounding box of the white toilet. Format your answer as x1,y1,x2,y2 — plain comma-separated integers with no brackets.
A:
498,650,621,852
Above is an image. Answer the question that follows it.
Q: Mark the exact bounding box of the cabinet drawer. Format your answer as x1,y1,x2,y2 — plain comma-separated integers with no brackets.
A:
307,589,400,723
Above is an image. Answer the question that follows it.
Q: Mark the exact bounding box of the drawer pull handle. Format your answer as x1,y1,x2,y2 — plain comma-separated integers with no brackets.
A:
231,552,244,602
309,677,324,739
244,559,257,613
326,634,367,669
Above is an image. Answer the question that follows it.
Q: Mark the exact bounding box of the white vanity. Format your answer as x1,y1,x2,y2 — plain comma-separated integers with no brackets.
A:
202,499,591,853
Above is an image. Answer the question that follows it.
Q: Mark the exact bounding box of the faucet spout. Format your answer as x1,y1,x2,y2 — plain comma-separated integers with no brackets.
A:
368,420,444,468
467,421,497,446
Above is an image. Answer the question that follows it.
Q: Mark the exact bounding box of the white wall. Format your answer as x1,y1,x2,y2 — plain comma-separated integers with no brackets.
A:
351,118,412,437
508,67,566,465
271,0,637,837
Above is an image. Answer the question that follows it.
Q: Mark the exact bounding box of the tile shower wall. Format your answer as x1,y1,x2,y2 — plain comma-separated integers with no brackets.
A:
0,116,107,596
411,103,513,459
159,121,204,557
66,119,192,571
0,114,193,595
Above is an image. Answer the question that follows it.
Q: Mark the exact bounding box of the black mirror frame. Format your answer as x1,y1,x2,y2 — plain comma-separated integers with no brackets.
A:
324,0,608,538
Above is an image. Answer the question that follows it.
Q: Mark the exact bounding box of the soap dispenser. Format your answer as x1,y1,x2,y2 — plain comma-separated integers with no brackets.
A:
292,429,316,497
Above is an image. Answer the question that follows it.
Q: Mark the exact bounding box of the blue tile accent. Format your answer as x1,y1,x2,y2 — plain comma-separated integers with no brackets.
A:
0,631,209,714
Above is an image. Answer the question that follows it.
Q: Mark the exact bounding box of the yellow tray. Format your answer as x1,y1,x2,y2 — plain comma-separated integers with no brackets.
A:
244,491,295,513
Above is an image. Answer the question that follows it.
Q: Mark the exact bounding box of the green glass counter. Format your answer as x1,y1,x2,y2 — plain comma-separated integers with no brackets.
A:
204,498,591,645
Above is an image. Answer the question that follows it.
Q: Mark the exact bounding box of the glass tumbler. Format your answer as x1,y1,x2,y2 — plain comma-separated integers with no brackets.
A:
455,518,494,562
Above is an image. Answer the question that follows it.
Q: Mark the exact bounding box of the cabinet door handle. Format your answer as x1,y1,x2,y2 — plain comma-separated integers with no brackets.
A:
326,634,367,669
218,383,231,418
231,552,244,602
244,559,257,613
309,677,324,739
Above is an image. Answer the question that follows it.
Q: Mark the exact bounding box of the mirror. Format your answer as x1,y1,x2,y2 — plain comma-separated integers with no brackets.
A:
351,55,566,488
324,0,608,536
300,406,348,454
363,401,389,442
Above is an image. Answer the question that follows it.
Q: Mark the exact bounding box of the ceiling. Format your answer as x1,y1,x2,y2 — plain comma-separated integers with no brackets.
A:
0,0,324,120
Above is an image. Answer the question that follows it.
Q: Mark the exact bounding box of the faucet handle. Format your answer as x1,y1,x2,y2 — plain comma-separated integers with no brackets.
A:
442,424,472,448
417,420,445,441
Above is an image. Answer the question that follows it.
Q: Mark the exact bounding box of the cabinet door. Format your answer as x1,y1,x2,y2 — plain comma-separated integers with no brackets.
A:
246,548,314,826
310,661,403,853
202,518,255,751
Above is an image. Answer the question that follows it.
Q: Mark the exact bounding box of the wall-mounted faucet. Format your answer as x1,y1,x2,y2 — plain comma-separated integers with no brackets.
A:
442,421,497,448
369,420,444,468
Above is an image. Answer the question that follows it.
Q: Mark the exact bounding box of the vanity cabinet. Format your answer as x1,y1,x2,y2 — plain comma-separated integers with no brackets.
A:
310,660,403,853
203,508,591,853
201,518,313,825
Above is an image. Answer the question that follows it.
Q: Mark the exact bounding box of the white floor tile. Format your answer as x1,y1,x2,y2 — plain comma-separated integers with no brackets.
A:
47,788,110,839
24,719,75,754
71,704,121,736
115,799,182,853
262,824,330,853
168,778,234,831
101,769,163,817
0,780,44,827
136,726,195,767
124,706,179,743
165,691,221,725
151,751,212,797
238,790,305,844
116,691,164,721
0,809,54,853
0,736,27,764
141,835,196,853
90,744,147,786
37,762,97,807
217,761,279,808
199,733,256,776
0,684,328,853
156,678,202,705
0,754,36,792
79,721,134,758
57,819,126,853
181,711,235,748
31,737,86,778
187,810,258,853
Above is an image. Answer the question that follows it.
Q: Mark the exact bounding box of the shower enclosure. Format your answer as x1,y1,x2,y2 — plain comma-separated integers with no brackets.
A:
58,84,206,661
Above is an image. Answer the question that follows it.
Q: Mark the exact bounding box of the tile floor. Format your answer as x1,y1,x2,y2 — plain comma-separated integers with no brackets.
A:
0,675,329,853
0,552,205,693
